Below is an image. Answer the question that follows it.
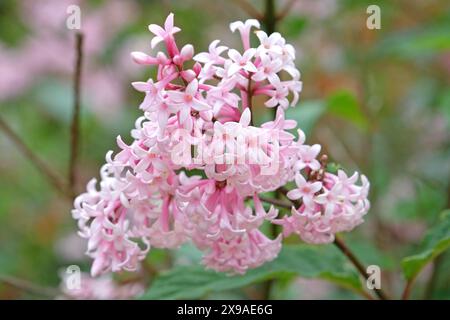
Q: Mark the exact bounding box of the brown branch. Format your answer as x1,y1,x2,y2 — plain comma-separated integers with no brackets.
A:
259,196,292,209
231,0,263,20
334,236,389,300
278,186,301,207
277,0,297,21
263,0,276,34
0,273,60,298
69,32,84,199
260,1,278,299
0,116,71,198
333,236,366,278
401,278,414,300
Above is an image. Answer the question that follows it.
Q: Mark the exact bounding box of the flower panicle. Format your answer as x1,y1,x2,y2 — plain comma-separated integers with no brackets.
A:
72,14,370,276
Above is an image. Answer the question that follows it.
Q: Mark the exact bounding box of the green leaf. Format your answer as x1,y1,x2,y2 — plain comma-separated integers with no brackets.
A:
375,24,450,59
140,244,362,299
402,210,450,280
286,100,326,136
326,162,343,174
326,90,368,131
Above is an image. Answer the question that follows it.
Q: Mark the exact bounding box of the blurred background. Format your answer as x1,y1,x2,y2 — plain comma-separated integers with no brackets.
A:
0,0,449,299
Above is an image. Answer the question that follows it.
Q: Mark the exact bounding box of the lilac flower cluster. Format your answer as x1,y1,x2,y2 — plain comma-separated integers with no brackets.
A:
72,14,370,276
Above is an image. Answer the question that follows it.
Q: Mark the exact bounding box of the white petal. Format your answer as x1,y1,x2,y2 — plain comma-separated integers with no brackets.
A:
239,108,251,126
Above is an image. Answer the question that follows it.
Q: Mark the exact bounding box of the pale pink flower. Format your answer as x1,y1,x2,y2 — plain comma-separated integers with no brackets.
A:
148,12,181,49
295,144,322,171
131,79,162,110
287,174,323,208
264,81,290,109
255,31,283,56
194,40,228,65
207,80,241,114
227,48,257,76
229,19,260,50
252,53,283,84
167,79,210,122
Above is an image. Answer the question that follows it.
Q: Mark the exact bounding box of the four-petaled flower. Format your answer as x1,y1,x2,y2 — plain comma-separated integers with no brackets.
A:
167,79,210,122
227,48,257,76
148,13,181,48
295,144,322,171
287,174,323,208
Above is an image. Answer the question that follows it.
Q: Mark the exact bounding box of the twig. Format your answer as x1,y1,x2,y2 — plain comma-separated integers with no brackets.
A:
0,116,71,198
277,0,297,21
333,236,373,286
231,0,263,20
0,273,60,298
278,186,301,207
358,288,375,300
334,236,389,300
259,196,291,209
401,277,415,300
260,0,277,300
69,32,84,199
263,0,276,34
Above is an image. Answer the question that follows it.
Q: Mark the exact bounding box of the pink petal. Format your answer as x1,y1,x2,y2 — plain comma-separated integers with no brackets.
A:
186,80,198,95
287,189,302,200
148,24,165,37
191,98,210,111
244,62,258,73
131,81,150,92
295,174,306,187
164,13,175,30
166,90,185,103
228,49,242,62
151,36,164,49
239,108,251,126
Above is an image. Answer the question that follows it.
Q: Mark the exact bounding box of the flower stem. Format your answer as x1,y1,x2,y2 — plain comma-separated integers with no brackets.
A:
263,0,276,35
277,0,298,21
261,0,277,300
0,273,60,298
334,235,389,300
69,32,84,199
259,195,291,209
0,116,71,199
231,0,263,20
401,278,414,300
